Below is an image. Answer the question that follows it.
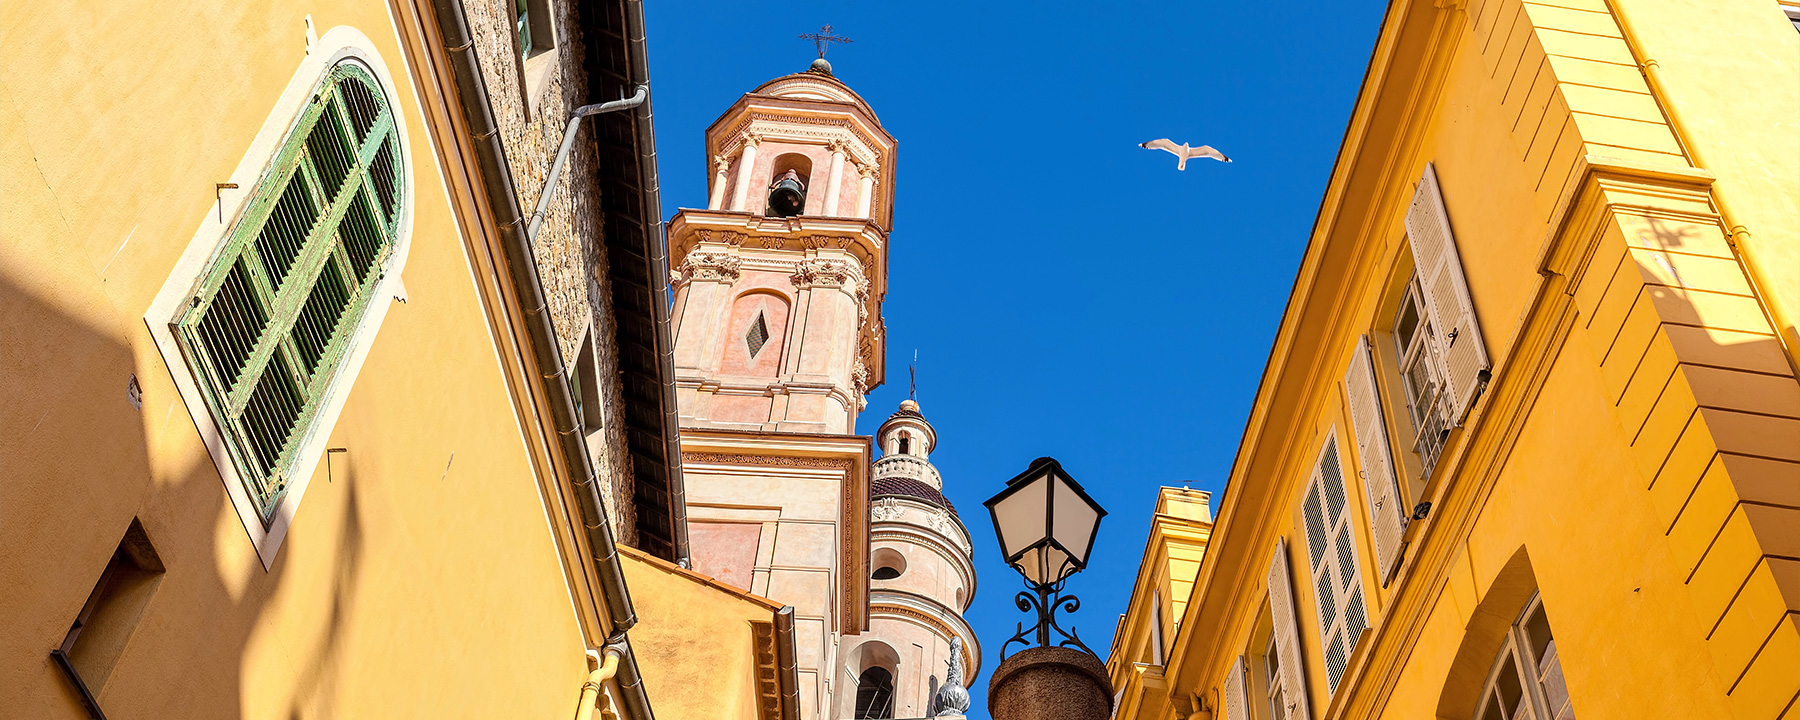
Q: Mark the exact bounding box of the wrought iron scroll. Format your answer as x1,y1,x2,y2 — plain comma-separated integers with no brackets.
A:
999,576,1096,660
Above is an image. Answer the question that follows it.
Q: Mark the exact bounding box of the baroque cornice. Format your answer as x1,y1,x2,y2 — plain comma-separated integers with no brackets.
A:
681,452,854,471
717,113,884,168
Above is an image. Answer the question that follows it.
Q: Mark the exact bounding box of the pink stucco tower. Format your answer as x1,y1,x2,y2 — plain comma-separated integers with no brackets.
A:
666,60,894,434
857,399,979,718
669,60,987,720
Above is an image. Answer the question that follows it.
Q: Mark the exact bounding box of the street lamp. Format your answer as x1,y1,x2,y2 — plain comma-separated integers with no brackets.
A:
984,457,1107,659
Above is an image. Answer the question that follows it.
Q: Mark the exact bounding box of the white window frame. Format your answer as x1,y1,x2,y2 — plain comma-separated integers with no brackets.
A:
1475,594,1574,720
1392,277,1451,476
144,27,415,569
1264,634,1289,720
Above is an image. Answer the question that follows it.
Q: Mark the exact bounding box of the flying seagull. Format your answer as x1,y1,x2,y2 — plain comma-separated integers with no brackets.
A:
1140,139,1231,170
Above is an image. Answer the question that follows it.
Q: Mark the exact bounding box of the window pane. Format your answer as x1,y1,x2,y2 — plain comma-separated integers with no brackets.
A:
1395,290,1420,351
1496,652,1526,719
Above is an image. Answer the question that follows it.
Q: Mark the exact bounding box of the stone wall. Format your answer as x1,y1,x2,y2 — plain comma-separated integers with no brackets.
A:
463,0,636,544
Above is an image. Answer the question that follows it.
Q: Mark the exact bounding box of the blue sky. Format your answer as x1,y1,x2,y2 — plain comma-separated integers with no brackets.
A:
645,2,1387,715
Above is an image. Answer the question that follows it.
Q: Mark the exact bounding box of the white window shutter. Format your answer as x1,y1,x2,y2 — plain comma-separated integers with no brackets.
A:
1345,335,1408,584
1404,162,1490,421
1268,539,1314,720
1222,655,1248,720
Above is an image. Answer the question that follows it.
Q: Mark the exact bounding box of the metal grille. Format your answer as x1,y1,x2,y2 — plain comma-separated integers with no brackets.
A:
745,312,770,358
175,60,403,521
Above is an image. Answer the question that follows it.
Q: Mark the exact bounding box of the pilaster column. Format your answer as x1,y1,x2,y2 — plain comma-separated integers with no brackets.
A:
729,133,762,212
789,258,864,432
670,250,743,382
822,141,847,216
707,155,730,210
855,164,878,219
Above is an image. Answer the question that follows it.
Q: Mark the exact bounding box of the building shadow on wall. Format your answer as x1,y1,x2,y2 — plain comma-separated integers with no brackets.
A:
0,274,366,720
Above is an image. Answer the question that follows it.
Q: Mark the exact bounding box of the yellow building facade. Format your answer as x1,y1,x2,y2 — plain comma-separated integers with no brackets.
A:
3,0,799,718
1119,1,1799,720
1109,489,1215,720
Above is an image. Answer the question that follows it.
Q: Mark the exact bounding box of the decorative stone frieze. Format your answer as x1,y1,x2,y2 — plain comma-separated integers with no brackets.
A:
790,258,854,289
675,251,741,285
695,228,747,247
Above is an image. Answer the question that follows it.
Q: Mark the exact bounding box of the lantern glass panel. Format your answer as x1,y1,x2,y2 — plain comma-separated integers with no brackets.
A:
1051,476,1099,568
990,472,1048,560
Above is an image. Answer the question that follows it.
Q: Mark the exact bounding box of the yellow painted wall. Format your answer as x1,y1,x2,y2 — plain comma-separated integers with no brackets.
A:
1,1,596,718
1108,489,1212,720
620,546,783,720
1145,1,1798,719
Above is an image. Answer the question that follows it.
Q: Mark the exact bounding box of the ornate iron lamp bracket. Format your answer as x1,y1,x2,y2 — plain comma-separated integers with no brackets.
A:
999,576,1095,660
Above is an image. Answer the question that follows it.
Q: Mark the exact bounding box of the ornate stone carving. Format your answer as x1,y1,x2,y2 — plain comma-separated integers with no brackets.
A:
871,497,904,522
852,360,870,409
926,508,953,535
676,251,741,285
853,277,872,328
696,229,747,247
712,154,729,174
791,258,853,289
935,637,971,716
758,236,786,249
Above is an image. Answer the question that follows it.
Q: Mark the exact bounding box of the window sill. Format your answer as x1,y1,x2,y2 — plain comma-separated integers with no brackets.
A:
521,48,560,121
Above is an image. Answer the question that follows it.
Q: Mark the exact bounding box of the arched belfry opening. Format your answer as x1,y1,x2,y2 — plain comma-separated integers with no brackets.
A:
854,666,895,718
766,153,812,217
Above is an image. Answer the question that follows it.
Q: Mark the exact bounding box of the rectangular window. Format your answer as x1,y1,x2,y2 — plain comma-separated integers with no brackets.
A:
516,0,554,59
1301,434,1369,694
1264,635,1289,720
53,519,165,712
1392,278,1451,475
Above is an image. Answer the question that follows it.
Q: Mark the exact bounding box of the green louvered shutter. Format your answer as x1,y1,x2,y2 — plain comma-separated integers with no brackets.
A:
175,60,405,522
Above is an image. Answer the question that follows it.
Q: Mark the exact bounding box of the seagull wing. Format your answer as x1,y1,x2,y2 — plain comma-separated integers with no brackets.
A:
1187,145,1232,163
1139,138,1184,157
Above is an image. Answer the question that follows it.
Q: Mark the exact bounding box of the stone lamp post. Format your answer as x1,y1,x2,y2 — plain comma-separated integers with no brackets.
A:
982,457,1113,720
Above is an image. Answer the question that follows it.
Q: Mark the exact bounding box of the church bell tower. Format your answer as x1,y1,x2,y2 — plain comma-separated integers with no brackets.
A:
667,59,893,433
671,59,978,720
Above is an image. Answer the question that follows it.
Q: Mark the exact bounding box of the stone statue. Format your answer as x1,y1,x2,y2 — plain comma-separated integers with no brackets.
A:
934,637,971,716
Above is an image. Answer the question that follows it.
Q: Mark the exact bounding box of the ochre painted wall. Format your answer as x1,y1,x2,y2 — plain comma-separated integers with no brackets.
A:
1,1,594,718
621,547,782,720
1143,1,1798,719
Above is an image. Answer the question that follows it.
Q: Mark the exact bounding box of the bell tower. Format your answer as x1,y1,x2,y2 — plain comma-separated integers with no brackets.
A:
667,60,895,433
670,60,906,720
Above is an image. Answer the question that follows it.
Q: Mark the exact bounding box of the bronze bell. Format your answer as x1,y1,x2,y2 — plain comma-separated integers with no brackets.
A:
766,169,807,218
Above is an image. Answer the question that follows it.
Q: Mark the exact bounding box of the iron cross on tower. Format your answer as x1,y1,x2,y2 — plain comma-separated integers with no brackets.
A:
798,24,852,58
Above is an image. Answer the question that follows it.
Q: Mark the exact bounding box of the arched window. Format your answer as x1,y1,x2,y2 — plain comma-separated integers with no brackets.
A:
898,431,912,456
1475,594,1574,720
173,59,406,520
854,666,895,719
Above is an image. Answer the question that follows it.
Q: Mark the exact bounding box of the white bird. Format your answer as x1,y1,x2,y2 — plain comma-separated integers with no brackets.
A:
1139,139,1232,170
